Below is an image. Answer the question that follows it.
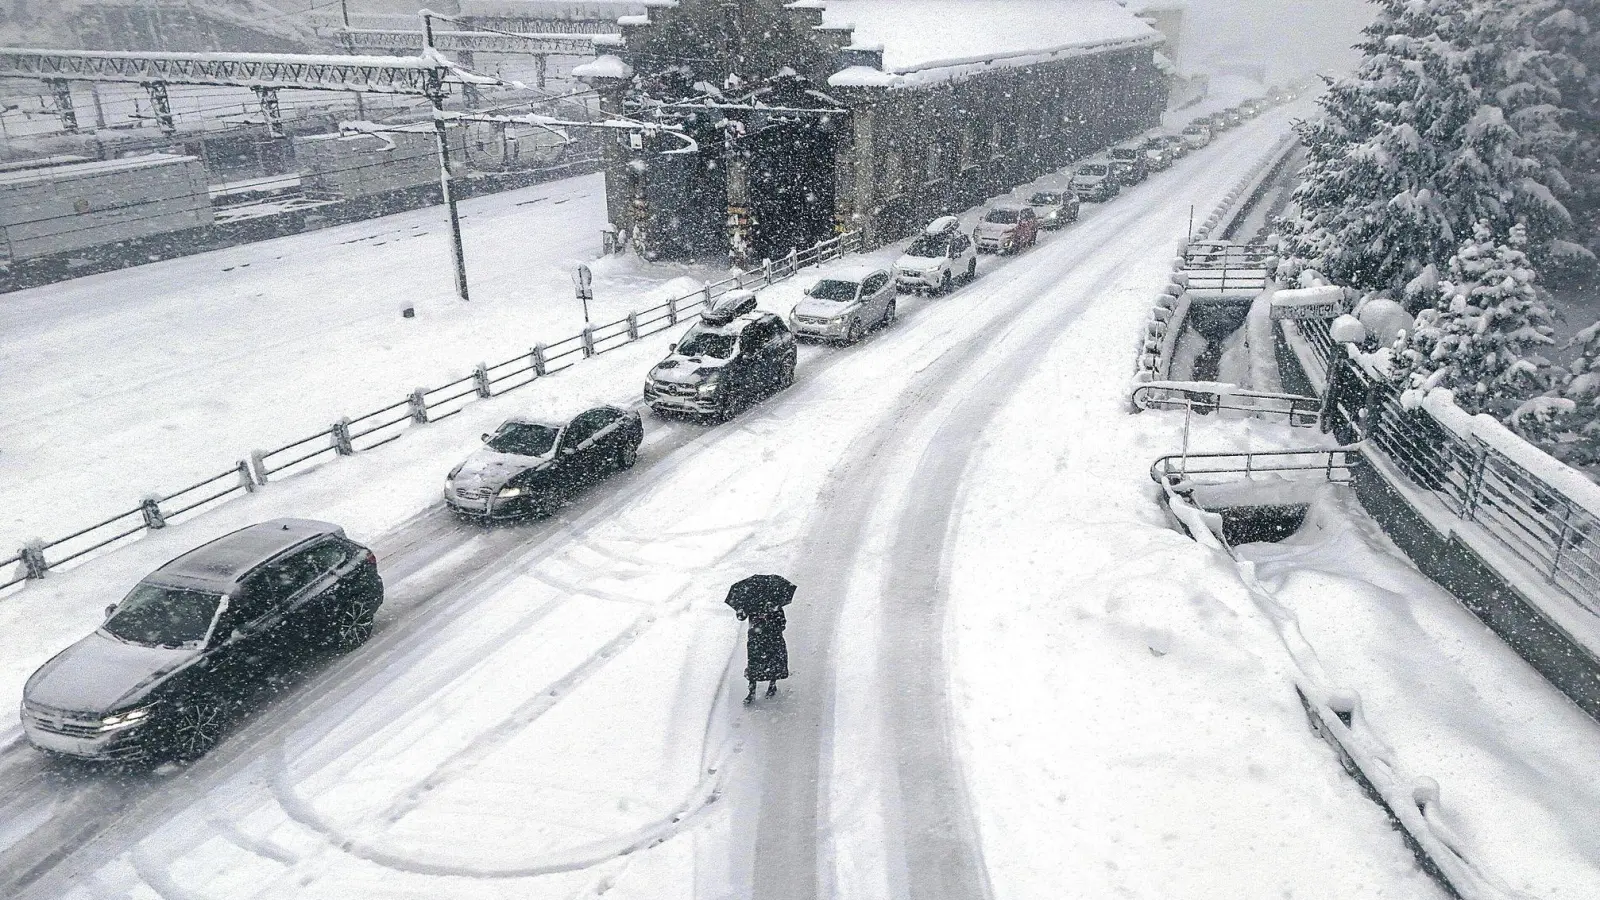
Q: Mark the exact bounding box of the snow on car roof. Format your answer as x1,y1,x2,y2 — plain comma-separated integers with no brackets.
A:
817,266,883,282
820,0,1158,84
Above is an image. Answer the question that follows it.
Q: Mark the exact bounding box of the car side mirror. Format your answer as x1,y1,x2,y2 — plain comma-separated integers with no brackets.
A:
481,432,493,442
668,342,677,353
562,446,576,456
104,603,118,620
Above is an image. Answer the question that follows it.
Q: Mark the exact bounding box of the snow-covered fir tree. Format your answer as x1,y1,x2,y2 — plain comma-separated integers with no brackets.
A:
1393,221,1557,416
1282,0,1576,294
1525,0,1600,272
1512,320,1600,470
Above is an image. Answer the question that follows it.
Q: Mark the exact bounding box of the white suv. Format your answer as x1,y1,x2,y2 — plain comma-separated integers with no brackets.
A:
894,216,978,294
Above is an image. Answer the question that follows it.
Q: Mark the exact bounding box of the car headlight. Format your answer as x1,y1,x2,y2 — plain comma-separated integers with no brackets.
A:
98,706,153,732
696,379,720,395
828,314,849,325
496,486,524,499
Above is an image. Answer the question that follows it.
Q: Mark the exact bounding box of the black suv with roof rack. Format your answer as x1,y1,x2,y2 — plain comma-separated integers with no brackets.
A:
21,519,383,762
643,290,797,421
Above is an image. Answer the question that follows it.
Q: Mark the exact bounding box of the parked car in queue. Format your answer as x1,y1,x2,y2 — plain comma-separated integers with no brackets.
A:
444,406,644,521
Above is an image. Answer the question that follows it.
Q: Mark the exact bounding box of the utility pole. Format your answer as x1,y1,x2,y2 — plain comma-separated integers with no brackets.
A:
424,11,470,301
340,0,366,120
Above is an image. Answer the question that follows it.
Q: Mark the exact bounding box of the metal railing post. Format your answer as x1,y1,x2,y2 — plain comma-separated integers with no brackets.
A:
581,326,595,358
763,258,773,285
667,296,679,325
332,418,355,456
473,363,492,398
627,312,640,340
140,497,166,530
409,388,430,424
251,449,269,485
1551,499,1575,584
531,344,547,376
1462,439,1488,522
20,543,48,580
238,459,258,492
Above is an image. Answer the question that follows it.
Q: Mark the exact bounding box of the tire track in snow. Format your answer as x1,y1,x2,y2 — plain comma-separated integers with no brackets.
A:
744,110,1305,900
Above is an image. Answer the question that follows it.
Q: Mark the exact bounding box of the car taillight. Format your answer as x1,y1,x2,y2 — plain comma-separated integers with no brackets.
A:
364,550,377,569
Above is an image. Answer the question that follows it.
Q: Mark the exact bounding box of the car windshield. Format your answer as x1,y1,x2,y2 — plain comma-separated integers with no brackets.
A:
808,279,860,302
984,209,1020,224
677,330,738,358
1029,192,1060,205
486,422,559,456
905,235,948,258
103,583,222,647
1078,165,1108,176
1110,149,1137,159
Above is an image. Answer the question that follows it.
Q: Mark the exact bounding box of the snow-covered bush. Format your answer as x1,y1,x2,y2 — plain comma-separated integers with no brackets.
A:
1393,221,1556,418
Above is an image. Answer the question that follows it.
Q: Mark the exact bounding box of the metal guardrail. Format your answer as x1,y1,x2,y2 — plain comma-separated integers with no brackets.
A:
1307,316,1600,613
1149,445,1360,487
2,230,864,592
1130,381,1321,425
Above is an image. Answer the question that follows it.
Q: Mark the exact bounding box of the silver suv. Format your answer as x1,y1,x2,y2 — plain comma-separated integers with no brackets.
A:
21,519,383,762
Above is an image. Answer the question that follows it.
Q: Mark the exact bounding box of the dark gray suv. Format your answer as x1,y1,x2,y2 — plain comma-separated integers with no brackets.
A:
21,519,383,762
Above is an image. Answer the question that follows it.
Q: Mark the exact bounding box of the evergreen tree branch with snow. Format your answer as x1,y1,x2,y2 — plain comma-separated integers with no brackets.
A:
1394,221,1556,417
1281,0,1592,295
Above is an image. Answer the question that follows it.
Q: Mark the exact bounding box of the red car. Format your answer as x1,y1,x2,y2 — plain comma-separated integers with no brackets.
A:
974,204,1040,254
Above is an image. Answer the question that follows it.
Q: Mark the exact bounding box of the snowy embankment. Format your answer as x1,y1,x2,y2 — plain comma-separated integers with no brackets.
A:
942,258,1448,896
1236,495,1600,898
0,172,714,555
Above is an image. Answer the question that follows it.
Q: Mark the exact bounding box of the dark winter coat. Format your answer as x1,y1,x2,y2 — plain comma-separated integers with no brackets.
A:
742,607,789,682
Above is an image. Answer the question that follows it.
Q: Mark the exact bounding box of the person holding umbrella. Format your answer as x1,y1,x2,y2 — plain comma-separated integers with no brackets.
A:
724,574,795,704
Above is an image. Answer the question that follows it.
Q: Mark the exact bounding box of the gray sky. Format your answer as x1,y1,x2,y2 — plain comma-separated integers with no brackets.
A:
1178,0,1375,82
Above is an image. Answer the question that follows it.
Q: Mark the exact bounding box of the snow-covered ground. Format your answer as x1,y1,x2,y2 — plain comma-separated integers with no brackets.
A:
4,90,1581,900
1237,494,1600,898
0,172,716,554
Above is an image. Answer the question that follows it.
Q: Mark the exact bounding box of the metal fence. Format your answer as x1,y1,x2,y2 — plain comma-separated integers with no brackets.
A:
1130,381,1321,425
1181,241,1274,294
1149,446,1359,487
1303,317,1600,614
1,230,864,592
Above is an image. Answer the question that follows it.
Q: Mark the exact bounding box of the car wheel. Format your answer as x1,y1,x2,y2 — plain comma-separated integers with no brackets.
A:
715,390,737,423
617,440,639,470
846,318,864,344
783,357,796,388
966,259,977,282
939,271,953,295
884,299,897,326
331,600,376,651
166,697,227,761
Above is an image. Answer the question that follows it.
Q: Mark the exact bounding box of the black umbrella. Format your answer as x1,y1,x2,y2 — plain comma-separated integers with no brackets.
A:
724,574,796,617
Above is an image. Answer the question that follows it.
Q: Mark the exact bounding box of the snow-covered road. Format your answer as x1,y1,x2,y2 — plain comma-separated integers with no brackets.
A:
0,96,1522,900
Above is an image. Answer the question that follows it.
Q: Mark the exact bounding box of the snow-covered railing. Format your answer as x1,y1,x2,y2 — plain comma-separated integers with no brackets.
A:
1307,317,1600,613
1180,241,1274,294
0,230,865,593
1149,445,1358,487
1130,380,1320,424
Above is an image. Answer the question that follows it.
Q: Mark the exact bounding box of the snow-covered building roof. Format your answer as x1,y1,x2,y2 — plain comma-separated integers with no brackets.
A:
817,0,1161,84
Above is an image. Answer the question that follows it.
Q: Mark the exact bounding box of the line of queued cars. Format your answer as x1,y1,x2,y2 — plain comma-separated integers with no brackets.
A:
17,93,1302,766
